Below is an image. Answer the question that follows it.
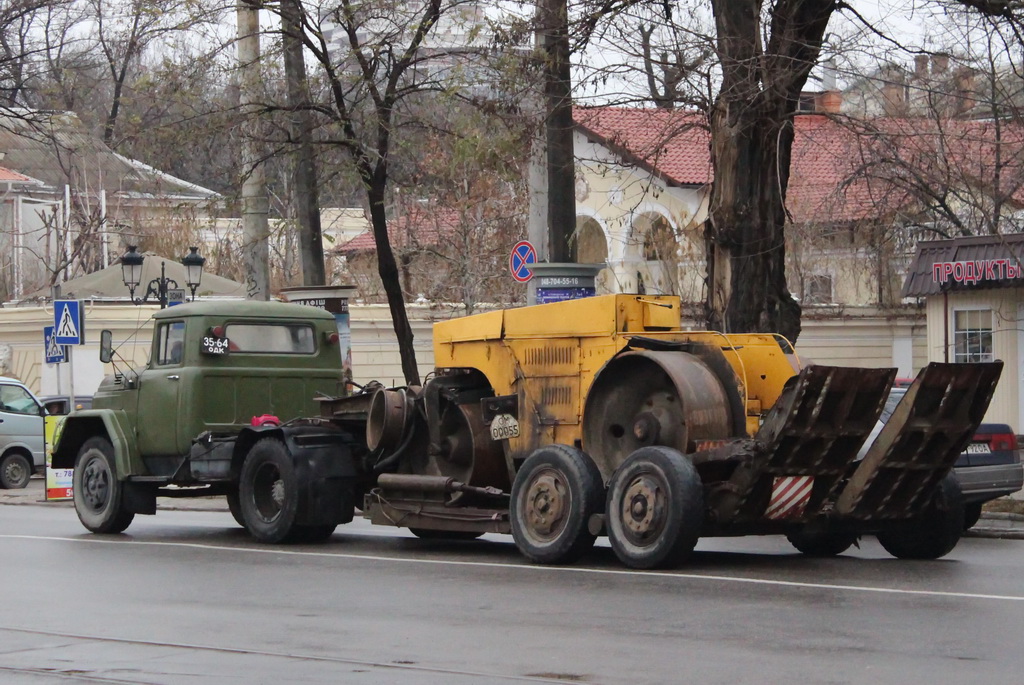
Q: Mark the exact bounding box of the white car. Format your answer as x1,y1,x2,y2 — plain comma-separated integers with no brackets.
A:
0,376,47,489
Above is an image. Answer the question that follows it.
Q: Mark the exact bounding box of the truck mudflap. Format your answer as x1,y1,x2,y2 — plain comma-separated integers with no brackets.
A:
704,365,895,526
834,361,1003,521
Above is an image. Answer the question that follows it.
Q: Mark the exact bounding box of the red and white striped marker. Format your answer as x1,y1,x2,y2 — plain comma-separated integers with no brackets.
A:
765,475,814,520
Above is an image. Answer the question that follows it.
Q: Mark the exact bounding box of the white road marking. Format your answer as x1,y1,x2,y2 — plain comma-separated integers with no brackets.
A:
3,533,1023,602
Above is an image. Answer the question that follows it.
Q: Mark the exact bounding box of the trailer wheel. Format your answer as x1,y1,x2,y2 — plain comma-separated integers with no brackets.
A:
876,474,965,560
606,446,703,569
409,528,484,541
0,452,31,489
510,445,603,565
226,490,246,528
787,526,857,557
239,438,300,543
73,437,134,534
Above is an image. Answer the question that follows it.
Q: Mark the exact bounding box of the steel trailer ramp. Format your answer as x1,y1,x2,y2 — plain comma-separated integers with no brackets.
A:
710,365,895,525
834,361,1003,521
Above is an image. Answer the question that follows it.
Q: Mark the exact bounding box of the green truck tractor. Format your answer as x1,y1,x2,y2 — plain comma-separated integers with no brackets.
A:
51,301,363,542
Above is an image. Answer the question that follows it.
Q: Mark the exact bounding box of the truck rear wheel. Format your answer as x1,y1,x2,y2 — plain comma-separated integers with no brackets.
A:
0,452,31,489
876,474,964,560
73,437,134,534
226,490,245,528
606,446,703,569
239,438,300,543
510,445,603,565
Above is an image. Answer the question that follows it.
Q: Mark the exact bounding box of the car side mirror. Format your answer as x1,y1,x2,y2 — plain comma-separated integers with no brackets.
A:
99,330,113,364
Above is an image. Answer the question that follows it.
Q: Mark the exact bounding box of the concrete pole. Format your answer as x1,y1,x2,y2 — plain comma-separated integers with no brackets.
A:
237,1,271,300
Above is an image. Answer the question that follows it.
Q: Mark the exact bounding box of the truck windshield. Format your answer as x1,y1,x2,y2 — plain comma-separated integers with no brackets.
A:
224,323,316,354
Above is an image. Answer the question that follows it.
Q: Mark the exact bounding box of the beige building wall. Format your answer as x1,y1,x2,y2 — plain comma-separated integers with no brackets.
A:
792,309,926,376
925,289,1023,427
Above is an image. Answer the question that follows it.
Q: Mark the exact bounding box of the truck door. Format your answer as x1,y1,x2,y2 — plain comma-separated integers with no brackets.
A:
136,320,186,457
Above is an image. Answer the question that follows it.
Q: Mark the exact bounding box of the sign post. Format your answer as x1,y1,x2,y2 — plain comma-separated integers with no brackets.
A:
47,300,86,501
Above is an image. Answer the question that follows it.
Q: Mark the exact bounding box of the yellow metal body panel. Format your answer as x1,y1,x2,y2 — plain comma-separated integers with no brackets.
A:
431,295,802,457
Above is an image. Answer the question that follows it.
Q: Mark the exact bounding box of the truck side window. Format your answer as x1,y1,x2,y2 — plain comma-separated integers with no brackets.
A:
155,321,186,366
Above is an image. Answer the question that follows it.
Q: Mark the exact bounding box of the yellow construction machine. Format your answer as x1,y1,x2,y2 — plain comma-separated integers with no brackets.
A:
329,294,1001,569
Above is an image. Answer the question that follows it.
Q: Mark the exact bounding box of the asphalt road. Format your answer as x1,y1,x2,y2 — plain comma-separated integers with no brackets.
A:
1,503,1023,684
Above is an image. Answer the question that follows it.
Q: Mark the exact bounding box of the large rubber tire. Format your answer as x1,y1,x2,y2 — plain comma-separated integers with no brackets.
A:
73,437,135,534
606,446,703,570
0,452,32,489
238,438,301,543
409,528,484,541
787,526,858,557
510,445,604,565
226,490,246,528
877,474,965,560
963,502,983,531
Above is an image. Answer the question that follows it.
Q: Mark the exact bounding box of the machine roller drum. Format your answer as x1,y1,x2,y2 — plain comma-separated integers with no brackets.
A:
430,401,509,490
366,388,413,452
582,351,733,479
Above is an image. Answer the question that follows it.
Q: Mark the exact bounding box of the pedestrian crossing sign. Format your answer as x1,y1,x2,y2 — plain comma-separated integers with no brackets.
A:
54,299,84,345
43,326,66,364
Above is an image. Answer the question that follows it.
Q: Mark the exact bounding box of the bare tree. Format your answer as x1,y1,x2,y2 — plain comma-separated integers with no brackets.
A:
264,0,507,385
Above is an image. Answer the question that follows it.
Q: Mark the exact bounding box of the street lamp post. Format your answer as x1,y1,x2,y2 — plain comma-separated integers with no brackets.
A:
120,245,206,309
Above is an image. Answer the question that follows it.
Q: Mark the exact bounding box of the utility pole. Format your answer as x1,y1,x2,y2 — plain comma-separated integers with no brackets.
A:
281,0,326,286
540,0,576,264
237,0,271,300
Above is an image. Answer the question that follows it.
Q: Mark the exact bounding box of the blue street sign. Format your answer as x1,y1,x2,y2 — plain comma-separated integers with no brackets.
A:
54,299,84,345
509,240,537,283
43,326,66,364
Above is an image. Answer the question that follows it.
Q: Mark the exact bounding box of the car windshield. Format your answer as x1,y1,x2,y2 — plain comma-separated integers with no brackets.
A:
880,388,906,423
0,384,39,415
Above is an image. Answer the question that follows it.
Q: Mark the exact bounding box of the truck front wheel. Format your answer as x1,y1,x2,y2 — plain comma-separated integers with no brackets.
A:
73,437,134,534
239,438,300,543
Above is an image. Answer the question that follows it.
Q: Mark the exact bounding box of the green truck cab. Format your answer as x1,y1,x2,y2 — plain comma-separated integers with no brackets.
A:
52,300,362,541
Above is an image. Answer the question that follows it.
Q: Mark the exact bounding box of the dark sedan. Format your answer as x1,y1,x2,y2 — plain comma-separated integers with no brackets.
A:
875,387,1023,529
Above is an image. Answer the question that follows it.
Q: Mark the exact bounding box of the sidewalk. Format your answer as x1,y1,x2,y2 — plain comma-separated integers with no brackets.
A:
4,476,1023,539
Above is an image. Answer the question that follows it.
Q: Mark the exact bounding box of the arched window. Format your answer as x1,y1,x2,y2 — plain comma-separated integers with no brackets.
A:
575,217,608,264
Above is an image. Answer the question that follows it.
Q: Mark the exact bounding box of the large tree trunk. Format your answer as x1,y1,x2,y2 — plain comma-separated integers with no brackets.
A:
704,0,834,344
704,105,802,341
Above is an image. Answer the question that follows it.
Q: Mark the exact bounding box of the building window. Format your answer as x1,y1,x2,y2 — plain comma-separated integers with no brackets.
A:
803,275,833,304
953,309,993,362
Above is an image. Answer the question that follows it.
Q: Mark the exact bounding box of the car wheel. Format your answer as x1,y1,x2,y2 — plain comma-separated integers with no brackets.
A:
73,437,134,534
239,438,300,543
877,474,964,560
963,502,983,531
510,445,604,565
605,446,703,569
0,452,32,489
